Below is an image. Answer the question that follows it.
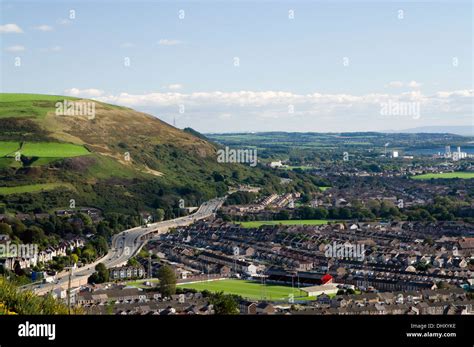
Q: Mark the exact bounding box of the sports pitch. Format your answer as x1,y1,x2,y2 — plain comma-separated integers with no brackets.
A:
412,172,474,180
237,220,329,228
178,279,308,301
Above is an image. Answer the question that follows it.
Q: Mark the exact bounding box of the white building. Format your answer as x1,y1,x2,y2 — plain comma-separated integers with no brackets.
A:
245,264,258,276
301,283,339,297
109,265,146,280
269,160,283,168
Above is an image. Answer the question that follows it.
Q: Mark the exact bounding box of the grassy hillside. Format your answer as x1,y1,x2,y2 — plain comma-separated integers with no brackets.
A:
0,93,78,119
0,93,313,214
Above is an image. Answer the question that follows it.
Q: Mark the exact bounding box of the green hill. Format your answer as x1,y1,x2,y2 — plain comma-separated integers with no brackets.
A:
0,93,299,214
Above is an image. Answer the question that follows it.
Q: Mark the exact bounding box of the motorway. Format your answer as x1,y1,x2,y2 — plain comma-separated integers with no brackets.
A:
31,197,226,295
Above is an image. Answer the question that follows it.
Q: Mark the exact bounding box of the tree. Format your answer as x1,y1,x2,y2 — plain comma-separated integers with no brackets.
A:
127,257,139,267
275,210,290,220
0,223,12,237
156,209,165,222
11,219,26,239
300,193,311,203
313,207,328,219
82,247,96,262
436,281,449,289
93,236,109,255
209,292,239,314
157,265,176,297
70,254,79,265
88,262,109,284
22,226,45,244
225,191,257,205
212,171,225,182
77,213,93,227
0,278,83,314
338,208,352,219
296,206,314,219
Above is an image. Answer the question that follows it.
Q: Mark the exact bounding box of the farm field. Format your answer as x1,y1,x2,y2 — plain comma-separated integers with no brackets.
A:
283,165,314,170
0,141,90,159
0,93,77,103
0,93,125,120
18,142,90,158
178,279,308,301
237,220,329,228
0,141,20,156
87,155,141,179
0,159,18,169
412,172,474,180
0,183,73,195
0,94,76,119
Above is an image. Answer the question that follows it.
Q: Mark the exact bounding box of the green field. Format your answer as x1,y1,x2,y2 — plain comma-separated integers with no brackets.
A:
0,141,90,158
0,141,90,169
237,220,329,228
283,165,314,170
0,93,78,103
87,155,141,179
0,141,20,156
0,93,79,119
125,279,160,288
18,142,90,158
0,183,73,195
412,172,474,180
178,279,308,301
0,158,23,169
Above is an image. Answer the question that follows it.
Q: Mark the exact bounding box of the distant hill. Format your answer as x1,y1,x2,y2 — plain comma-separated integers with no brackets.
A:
386,126,474,137
0,93,289,214
183,127,213,142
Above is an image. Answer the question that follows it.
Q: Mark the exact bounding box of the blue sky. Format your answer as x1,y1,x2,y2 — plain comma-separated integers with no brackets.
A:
1,0,472,132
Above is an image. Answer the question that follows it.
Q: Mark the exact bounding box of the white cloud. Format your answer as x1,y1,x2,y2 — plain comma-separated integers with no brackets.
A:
0,23,23,33
386,80,422,89
387,81,404,88
435,90,473,98
158,39,182,46
34,25,53,32
63,88,472,132
57,18,72,25
64,88,105,98
93,89,473,117
166,84,183,90
5,45,25,52
407,80,422,88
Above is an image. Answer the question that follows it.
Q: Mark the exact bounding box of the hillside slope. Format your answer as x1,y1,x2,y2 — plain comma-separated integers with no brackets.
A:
0,93,292,215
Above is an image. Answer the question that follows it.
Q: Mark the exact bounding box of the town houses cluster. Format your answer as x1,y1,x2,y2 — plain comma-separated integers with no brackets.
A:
0,235,84,271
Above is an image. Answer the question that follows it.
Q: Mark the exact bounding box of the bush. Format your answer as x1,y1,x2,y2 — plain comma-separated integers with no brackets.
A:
0,277,82,314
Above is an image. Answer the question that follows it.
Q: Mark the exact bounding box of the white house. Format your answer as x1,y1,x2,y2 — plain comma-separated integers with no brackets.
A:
269,161,283,168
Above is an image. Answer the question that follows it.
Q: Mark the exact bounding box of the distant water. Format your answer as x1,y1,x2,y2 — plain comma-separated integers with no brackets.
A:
406,147,474,155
